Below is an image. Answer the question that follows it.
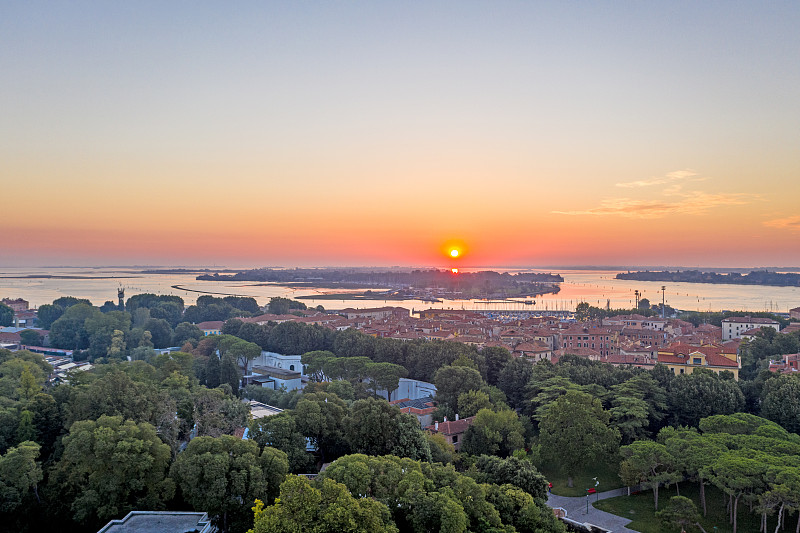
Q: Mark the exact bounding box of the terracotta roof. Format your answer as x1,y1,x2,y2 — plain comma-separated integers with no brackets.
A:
721,316,778,324
196,321,224,329
426,416,475,436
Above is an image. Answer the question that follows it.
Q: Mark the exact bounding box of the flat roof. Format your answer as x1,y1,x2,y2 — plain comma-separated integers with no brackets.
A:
248,400,284,419
98,511,211,533
252,364,301,380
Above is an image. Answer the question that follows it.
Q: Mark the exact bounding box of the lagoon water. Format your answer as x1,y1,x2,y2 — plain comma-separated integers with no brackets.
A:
0,266,798,314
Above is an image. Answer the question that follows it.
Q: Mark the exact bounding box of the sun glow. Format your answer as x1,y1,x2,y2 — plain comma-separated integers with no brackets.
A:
451,268,459,274
450,249,459,258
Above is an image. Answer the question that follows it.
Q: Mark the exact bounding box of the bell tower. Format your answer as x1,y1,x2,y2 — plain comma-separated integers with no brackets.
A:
118,286,125,311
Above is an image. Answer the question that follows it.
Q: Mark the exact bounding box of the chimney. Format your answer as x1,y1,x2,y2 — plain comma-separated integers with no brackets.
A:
435,421,439,431
443,416,447,422
455,413,459,421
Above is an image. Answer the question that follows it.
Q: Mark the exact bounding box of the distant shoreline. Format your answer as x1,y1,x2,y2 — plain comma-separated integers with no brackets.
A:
616,270,800,287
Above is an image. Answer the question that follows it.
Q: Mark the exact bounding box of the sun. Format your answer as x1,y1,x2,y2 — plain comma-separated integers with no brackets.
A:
450,249,460,258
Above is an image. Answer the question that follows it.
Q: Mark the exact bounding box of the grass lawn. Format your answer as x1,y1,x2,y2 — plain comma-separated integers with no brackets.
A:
594,482,793,533
537,460,623,497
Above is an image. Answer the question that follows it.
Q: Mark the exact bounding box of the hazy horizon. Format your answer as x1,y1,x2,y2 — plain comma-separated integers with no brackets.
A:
2,263,799,272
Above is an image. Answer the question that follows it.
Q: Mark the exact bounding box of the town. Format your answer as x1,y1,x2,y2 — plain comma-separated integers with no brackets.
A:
1,292,799,533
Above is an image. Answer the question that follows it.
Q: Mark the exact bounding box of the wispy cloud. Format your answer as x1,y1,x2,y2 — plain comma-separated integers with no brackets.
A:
763,215,800,232
554,170,756,219
553,192,753,219
616,169,701,188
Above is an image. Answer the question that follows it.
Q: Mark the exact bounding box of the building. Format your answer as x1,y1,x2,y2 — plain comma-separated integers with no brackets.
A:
559,326,618,357
196,321,223,336
426,415,475,451
721,316,780,341
338,307,409,320
657,344,740,379
768,353,800,374
790,307,800,320
253,351,304,374
248,365,303,391
97,511,212,533
1,298,29,313
391,396,436,428
385,378,437,402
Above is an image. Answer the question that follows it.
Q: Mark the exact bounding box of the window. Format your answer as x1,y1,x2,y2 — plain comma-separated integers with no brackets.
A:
680,369,685,374
692,358,701,365
452,435,459,443
290,365,295,371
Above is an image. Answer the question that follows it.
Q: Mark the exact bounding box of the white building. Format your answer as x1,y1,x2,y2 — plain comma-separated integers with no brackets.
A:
253,351,304,375
721,316,780,341
376,378,437,402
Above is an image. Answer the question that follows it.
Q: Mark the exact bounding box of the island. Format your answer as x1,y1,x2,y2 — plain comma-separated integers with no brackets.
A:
197,268,563,301
615,269,800,287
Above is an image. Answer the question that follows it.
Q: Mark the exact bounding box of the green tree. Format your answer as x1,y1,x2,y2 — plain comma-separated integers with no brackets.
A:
0,440,42,513
461,408,525,457
619,440,679,510
0,303,13,327
293,392,349,462
301,350,336,382
343,398,431,461
663,429,725,516
227,339,261,383
496,357,534,409
192,386,249,438
51,415,174,527
172,322,204,346
206,354,221,388
108,329,126,359
610,394,650,445
267,297,305,315
249,475,398,533
760,374,800,433
18,329,43,346
29,393,62,460
249,412,314,473
171,435,288,533
366,362,408,400
35,304,63,329
15,410,36,443
539,390,620,487
656,495,702,532
426,432,456,464
668,370,745,427
220,354,241,392
709,451,766,533
761,467,800,533
457,389,492,418
433,364,484,411
482,346,512,386
49,303,96,350
16,366,41,402
144,318,173,349
471,455,549,500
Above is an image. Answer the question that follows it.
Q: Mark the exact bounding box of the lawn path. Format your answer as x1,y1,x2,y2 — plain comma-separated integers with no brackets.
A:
547,488,638,533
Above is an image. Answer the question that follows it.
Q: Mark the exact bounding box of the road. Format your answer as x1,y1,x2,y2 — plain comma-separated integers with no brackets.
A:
547,488,638,533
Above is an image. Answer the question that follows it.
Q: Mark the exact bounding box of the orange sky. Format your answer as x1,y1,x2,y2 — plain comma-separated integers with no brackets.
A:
2,3,799,267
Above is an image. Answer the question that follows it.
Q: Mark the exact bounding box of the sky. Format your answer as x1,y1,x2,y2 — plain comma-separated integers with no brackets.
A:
2,1,799,268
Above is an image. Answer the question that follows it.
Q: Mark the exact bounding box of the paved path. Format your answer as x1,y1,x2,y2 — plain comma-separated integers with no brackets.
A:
547,488,638,533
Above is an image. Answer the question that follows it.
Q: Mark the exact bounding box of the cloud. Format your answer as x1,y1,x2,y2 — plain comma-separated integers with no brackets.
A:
616,169,700,188
554,169,757,219
552,192,753,219
763,215,800,232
